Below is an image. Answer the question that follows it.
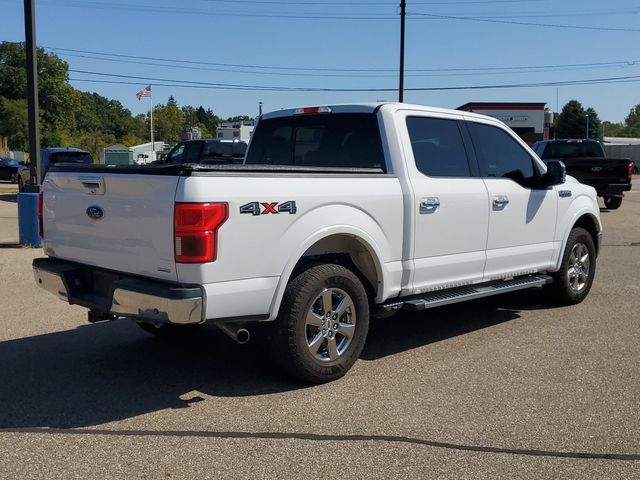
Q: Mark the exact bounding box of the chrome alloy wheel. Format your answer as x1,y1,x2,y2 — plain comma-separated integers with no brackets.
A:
568,242,591,292
305,288,356,362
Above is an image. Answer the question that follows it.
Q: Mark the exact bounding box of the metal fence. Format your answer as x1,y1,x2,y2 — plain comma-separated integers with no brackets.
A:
603,144,640,169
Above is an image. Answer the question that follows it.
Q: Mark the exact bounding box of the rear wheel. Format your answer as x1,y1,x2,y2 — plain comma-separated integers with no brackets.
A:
270,264,370,383
604,196,623,210
544,227,596,305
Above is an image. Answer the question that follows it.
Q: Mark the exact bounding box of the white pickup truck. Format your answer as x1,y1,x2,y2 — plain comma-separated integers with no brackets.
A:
34,103,602,383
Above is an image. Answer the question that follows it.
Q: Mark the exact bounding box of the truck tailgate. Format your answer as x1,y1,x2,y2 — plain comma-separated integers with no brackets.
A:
560,157,630,187
42,172,180,282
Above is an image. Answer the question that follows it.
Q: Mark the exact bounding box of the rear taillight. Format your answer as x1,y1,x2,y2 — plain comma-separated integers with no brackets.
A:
174,203,228,263
38,192,44,239
627,162,633,183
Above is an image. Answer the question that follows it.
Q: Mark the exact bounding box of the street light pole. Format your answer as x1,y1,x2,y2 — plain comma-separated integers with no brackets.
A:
398,0,406,102
23,0,41,191
585,114,590,139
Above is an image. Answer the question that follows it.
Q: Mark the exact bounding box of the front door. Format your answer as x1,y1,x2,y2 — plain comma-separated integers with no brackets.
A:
399,112,490,293
465,120,557,280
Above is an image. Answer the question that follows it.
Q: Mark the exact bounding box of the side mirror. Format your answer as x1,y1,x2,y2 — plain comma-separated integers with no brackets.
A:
543,160,566,187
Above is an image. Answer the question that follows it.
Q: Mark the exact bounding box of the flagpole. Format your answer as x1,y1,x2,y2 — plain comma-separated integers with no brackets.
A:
149,86,154,160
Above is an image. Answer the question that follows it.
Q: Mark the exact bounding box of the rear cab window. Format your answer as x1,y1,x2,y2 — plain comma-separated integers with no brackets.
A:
50,152,93,164
406,117,471,177
541,141,604,159
245,113,386,171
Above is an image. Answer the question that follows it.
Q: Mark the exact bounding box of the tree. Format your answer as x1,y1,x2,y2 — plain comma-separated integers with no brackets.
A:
153,98,185,144
227,115,252,122
0,97,28,150
555,100,602,140
0,42,75,134
624,104,640,136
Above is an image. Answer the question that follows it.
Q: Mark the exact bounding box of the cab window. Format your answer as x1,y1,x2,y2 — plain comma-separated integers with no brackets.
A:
467,122,538,186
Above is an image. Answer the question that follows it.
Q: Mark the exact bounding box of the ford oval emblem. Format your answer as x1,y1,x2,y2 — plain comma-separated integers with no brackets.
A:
86,205,104,220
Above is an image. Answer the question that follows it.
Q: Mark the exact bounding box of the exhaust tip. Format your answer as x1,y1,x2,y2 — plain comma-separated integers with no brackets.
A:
236,329,250,344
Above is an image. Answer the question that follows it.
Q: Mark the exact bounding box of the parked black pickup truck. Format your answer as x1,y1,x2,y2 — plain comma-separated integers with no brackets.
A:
156,139,248,166
532,139,633,209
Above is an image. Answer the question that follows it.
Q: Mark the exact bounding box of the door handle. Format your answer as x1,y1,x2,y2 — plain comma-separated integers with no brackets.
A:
492,195,509,209
420,197,440,213
78,175,105,195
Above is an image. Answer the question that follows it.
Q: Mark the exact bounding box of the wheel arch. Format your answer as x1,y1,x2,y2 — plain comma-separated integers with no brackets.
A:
554,209,602,271
268,227,389,320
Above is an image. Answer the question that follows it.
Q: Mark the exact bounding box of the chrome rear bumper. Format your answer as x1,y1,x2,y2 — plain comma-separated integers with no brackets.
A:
33,258,204,325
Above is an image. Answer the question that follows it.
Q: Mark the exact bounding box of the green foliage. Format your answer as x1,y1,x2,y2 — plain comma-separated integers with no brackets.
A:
555,100,602,140
227,115,252,122
153,98,185,145
0,42,75,133
0,97,28,149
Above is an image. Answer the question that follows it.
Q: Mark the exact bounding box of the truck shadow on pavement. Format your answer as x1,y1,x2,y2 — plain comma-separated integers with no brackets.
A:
0,288,553,429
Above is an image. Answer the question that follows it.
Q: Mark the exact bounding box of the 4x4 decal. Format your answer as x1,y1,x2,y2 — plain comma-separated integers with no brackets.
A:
240,201,297,216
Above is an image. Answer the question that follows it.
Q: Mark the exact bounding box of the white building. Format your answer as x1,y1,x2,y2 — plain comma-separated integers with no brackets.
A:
216,120,255,143
130,141,166,164
458,102,548,145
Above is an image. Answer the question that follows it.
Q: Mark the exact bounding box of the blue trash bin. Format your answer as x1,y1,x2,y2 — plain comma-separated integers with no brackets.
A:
18,192,42,247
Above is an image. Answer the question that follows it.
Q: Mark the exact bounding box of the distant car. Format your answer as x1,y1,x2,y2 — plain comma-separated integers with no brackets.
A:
0,157,27,183
18,148,93,191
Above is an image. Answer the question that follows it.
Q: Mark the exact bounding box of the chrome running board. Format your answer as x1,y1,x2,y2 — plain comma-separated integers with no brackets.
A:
382,274,552,312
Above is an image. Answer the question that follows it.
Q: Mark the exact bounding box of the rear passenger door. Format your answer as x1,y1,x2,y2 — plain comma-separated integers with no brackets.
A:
465,120,557,280
399,112,490,293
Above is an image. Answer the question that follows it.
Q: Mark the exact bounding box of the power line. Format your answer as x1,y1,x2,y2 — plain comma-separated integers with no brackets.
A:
36,0,640,30
201,0,545,4
46,46,640,75
68,69,640,92
411,12,640,32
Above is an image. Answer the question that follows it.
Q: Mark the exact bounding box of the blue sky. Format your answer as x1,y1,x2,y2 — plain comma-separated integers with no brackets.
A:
2,0,640,122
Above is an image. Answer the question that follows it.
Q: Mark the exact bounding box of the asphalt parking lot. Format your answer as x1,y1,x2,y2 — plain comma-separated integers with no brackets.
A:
0,184,639,479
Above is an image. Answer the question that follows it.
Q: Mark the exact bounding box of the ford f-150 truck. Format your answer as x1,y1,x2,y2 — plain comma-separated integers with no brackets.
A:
532,139,633,210
33,103,602,383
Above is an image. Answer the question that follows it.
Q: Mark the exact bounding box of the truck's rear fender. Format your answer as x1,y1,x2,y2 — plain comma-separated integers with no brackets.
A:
268,205,403,320
551,190,602,271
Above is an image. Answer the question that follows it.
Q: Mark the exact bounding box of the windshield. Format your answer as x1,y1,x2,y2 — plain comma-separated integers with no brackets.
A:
50,152,94,164
543,141,604,159
246,113,386,171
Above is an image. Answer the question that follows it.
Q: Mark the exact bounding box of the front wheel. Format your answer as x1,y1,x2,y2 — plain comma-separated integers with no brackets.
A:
10,172,18,183
604,196,623,210
270,264,370,383
545,227,596,305
17,177,24,192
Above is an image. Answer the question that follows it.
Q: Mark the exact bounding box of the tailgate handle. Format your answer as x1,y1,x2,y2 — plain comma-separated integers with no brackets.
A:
78,176,105,195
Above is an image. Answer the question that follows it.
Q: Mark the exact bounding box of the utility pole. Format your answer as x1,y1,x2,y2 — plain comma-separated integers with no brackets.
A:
399,0,406,102
24,0,41,191
258,101,263,116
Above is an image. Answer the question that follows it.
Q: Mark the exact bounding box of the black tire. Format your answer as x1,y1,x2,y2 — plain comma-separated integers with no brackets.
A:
18,177,24,192
603,196,622,210
137,321,204,339
544,227,596,305
10,172,18,183
270,263,370,384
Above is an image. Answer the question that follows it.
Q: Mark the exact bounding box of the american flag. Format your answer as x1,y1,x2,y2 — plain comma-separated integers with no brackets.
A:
136,85,151,100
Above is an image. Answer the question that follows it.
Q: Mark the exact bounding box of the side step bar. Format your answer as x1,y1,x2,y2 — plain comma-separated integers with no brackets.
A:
382,274,552,312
